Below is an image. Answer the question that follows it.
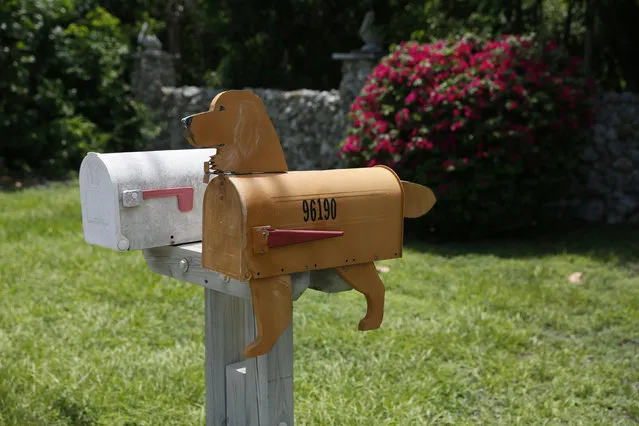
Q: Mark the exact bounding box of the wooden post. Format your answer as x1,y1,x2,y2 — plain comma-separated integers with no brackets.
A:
205,289,293,426
143,243,350,425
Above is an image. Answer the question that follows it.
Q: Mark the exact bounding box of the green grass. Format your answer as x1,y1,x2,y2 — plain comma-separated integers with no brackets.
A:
1,182,638,425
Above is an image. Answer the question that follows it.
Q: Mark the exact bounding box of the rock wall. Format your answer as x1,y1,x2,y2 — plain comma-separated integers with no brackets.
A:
149,85,639,224
567,92,639,223
154,86,346,171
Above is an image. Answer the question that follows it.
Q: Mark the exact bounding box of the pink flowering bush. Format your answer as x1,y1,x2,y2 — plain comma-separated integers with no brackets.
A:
340,34,597,237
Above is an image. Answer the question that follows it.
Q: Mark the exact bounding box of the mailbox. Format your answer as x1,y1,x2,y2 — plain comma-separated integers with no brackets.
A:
79,148,215,251
179,89,438,359
202,166,406,280
200,164,435,358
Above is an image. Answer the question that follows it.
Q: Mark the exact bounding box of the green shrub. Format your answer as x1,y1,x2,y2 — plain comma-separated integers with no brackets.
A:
340,34,597,238
0,0,155,179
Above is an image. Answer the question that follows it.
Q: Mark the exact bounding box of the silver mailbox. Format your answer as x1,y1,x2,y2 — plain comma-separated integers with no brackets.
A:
79,148,215,251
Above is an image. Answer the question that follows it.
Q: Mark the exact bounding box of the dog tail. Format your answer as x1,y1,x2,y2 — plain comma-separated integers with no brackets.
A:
401,181,437,218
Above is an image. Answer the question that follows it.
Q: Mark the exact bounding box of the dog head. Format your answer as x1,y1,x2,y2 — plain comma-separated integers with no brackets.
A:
181,90,287,173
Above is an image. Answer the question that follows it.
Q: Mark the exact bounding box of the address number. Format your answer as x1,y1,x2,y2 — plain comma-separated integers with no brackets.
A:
302,198,337,222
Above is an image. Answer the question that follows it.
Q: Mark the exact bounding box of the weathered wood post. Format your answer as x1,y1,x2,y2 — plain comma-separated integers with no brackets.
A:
143,243,299,425
142,244,351,425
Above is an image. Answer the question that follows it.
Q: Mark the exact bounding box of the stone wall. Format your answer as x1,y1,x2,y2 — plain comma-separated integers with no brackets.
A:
567,92,639,223
146,82,639,223
154,86,346,171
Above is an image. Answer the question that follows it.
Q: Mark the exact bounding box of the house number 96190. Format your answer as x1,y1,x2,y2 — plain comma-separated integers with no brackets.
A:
302,198,337,222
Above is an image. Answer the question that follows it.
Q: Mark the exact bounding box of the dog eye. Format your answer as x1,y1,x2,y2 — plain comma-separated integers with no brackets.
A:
219,105,226,111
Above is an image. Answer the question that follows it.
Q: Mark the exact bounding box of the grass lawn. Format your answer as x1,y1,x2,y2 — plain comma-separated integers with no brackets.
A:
1,182,638,425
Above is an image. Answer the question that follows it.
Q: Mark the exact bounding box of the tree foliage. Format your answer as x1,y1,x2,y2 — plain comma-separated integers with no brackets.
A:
130,0,637,92
1,0,637,179
210,0,373,90
0,0,155,178
380,0,639,91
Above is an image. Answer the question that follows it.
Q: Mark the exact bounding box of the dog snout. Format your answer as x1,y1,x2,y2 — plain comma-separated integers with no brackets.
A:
181,116,193,129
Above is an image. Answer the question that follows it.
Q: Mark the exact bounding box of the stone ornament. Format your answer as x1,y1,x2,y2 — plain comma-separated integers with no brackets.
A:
137,21,162,51
358,10,384,53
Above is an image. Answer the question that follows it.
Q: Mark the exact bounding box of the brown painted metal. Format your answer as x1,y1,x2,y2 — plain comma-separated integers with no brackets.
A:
184,89,438,358
201,166,405,281
263,227,345,249
336,262,386,331
401,180,437,218
245,274,293,358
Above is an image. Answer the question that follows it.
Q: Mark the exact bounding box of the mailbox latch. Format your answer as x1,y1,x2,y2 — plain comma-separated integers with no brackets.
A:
121,187,194,212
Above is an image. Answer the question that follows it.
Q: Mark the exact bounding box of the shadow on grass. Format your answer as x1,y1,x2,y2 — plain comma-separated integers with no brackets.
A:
404,220,639,265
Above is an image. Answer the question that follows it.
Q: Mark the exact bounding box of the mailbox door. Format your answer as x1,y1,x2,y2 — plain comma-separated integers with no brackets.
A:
80,153,122,250
202,176,248,280
230,166,404,279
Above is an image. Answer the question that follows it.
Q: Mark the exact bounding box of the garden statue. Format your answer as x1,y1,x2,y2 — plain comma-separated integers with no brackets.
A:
358,10,384,53
137,21,162,51
182,90,437,358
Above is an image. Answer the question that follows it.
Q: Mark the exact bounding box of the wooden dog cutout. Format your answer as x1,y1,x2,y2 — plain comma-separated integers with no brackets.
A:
182,90,436,358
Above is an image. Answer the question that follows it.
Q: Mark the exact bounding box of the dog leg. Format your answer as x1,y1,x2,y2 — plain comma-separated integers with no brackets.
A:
336,262,385,331
244,274,293,358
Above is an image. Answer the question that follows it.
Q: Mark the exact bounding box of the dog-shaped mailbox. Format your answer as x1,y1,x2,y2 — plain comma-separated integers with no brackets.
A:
182,90,437,358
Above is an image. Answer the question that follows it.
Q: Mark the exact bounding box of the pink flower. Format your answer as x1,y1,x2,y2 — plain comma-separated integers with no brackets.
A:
417,140,434,150
405,92,418,104
341,135,362,154
395,108,410,127
545,40,558,51
373,138,394,154
435,121,450,131
513,85,525,97
341,35,597,183
375,121,389,134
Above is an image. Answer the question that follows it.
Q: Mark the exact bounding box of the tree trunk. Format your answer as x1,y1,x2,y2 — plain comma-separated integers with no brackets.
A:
584,0,593,77
536,0,544,32
563,0,575,46
514,0,523,32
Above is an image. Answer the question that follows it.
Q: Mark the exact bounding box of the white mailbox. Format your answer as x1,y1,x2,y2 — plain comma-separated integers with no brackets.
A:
79,148,215,251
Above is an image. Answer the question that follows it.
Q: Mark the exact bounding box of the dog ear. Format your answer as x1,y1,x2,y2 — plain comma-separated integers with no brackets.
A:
233,100,262,161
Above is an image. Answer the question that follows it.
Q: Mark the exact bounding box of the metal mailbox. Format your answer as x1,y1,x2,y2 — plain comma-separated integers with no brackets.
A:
79,148,215,251
177,89,438,358
202,166,406,280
